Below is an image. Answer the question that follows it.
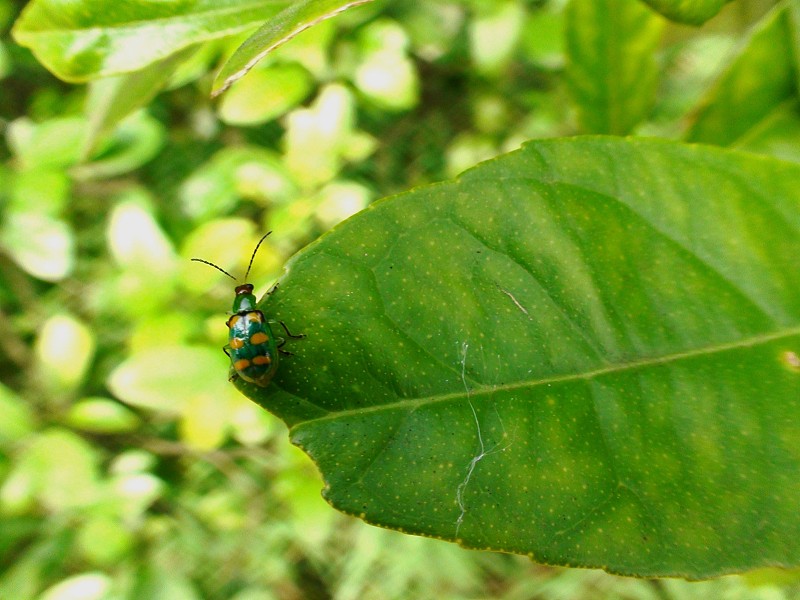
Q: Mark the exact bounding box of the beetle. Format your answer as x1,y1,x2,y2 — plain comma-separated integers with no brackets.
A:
191,232,304,387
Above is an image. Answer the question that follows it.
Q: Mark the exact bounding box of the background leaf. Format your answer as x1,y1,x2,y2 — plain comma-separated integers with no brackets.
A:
640,0,729,25
81,46,198,158
217,62,314,126
11,0,291,81
243,137,800,578
212,0,375,97
565,0,665,134
733,99,800,163
685,1,799,146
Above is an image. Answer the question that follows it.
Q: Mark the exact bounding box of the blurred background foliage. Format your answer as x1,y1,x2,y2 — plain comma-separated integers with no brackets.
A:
1,0,800,598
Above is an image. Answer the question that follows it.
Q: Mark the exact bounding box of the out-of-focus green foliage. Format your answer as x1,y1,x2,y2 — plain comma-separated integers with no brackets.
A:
2,0,800,597
213,0,378,96
686,2,798,146
641,0,730,24
566,0,665,134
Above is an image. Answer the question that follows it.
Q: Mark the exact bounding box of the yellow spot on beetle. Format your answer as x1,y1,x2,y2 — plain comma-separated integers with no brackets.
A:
253,355,272,366
227,315,240,328
230,338,245,349
250,332,269,345
234,359,251,371
248,312,263,323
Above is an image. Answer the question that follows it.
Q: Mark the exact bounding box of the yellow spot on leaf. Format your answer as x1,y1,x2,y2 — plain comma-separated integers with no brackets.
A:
782,351,800,372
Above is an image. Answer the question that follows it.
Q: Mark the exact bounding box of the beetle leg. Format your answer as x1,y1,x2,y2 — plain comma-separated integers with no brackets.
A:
278,321,306,339
222,345,231,358
275,336,294,356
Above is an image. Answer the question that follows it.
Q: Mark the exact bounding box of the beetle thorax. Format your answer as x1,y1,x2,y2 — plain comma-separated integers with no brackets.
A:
232,284,257,313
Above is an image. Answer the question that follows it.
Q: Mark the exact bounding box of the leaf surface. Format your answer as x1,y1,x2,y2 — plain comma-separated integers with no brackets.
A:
242,137,800,578
11,0,290,81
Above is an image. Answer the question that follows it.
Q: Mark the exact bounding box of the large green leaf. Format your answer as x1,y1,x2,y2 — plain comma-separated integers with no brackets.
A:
565,0,664,135
212,0,375,97
640,0,728,25
685,1,799,146
239,137,800,578
11,0,290,81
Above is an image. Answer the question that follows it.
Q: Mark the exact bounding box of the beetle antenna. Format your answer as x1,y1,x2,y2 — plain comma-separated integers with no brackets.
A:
244,231,272,282
190,258,237,280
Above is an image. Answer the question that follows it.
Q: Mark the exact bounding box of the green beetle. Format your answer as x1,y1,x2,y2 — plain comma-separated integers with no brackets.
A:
192,232,303,387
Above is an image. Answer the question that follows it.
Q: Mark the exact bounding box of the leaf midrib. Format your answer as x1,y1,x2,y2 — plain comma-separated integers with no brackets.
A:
291,326,800,428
